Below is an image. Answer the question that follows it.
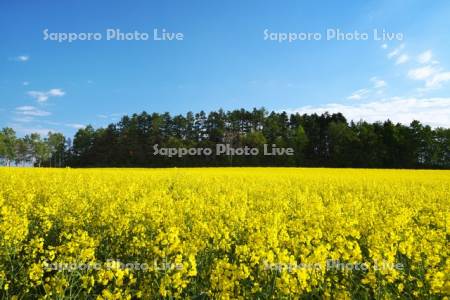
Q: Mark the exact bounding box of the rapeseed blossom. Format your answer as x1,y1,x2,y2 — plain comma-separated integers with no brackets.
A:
0,168,448,298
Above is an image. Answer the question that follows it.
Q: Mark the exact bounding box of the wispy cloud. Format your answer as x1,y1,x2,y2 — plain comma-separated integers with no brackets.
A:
347,77,387,101
65,123,85,129
384,44,449,90
387,44,405,59
284,97,450,128
11,55,30,62
408,66,437,81
395,54,409,65
15,106,51,117
386,44,409,65
417,50,432,64
48,89,65,96
10,124,52,136
27,88,65,103
425,72,450,89
370,77,387,89
27,91,49,102
407,50,450,89
347,89,369,100
12,116,35,123
97,113,123,121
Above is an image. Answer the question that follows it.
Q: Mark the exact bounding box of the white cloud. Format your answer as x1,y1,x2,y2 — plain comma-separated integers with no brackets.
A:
11,55,30,62
65,123,85,129
347,78,386,102
12,116,35,123
15,106,51,117
395,54,409,65
97,113,123,120
370,77,387,88
425,72,450,89
388,44,405,58
347,89,369,100
16,106,38,111
11,125,52,136
405,49,450,89
381,43,388,49
48,88,65,97
408,66,437,80
27,88,65,103
28,91,48,102
29,128,52,135
284,97,450,128
417,50,432,64
407,64,450,89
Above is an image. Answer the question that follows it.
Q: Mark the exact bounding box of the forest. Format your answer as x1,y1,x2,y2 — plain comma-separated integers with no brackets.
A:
0,108,449,168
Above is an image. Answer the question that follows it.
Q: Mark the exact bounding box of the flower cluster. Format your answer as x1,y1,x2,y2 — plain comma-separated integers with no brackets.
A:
0,168,448,298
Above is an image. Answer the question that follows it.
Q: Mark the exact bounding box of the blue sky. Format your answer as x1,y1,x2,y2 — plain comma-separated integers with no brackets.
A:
1,0,450,137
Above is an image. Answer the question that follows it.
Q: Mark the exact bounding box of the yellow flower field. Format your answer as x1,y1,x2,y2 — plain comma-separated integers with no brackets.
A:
0,168,449,299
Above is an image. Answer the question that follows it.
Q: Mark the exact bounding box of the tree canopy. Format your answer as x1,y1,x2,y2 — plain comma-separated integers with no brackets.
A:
0,108,449,168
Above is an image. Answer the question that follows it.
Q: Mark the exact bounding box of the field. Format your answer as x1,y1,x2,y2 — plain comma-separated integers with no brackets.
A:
0,168,449,299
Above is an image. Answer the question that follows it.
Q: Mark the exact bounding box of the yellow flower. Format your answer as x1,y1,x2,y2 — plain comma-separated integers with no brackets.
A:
0,167,448,298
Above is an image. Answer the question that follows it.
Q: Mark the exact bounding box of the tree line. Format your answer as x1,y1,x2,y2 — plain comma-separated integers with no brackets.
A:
0,128,66,167
1,108,449,168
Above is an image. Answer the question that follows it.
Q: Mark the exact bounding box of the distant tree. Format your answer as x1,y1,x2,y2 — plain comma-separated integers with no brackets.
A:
61,108,450,169
0,128,17,166
194,111,208,141
47,132,66,167
14,138,29,166
207,110,226,143
70,125,95,166
433,127,450,168
290,125,309,165
29,133,50,167
327,121,358,167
